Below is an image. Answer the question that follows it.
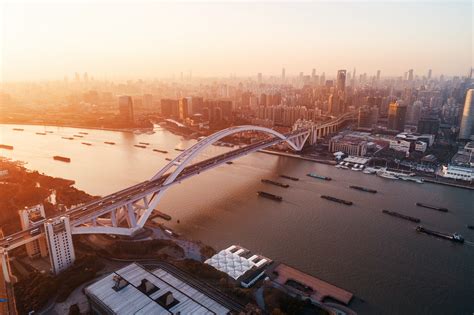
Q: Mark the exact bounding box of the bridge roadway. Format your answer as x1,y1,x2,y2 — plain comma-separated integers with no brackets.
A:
0,130,304,250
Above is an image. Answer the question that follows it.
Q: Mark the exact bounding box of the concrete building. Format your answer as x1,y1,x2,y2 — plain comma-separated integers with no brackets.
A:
85,263,232,314
329,135,367,156
118,96,134,123
459,89,474,140
44,216,75,274
18,205,48,258
160,99,179,118
388,101,407,131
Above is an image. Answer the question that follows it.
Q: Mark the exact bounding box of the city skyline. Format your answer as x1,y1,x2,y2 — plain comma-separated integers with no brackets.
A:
1,0,472,82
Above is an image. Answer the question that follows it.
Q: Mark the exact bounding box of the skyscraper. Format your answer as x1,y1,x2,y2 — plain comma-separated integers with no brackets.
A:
427,69,432,80
376,70,381,82
281,68,285,82
18,205,48,258
337,70,346,93
459,89,474,140
257,73,262,83
44,216,76,274
388,101,407,131
407,69,414,81
118,96,134,122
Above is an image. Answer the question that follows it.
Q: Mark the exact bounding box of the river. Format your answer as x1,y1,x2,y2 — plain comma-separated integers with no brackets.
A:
0,123,473,314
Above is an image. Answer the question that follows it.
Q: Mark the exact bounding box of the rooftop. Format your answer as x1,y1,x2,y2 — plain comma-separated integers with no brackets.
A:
85,263,230,315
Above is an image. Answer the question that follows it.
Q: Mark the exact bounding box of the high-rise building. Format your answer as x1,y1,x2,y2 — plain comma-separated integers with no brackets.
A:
427,69,432,80
179,97,191,119
143,94,153,108
459,89,474,140
18,205,48,258
160,99,179,117
358,106,378,129
281,68,285,82
388,101,407,131
417,116,440,135
336,70,346,93
376,70,381,82
118,96,134,122
44,216,76,275
257,73,262,83
407,69,414,81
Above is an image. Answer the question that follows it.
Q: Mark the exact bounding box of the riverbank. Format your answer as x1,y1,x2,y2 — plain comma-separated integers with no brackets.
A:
0,121,152,134
258,149,337,165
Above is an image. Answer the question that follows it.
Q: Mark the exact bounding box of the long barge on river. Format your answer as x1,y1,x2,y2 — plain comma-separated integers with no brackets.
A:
53,156,71,163
415,202,448,212
349,185,377,193
321,195,352,205
257,191,282,201
0,144,14,150
280,174,299,181
382,210,420,223
153,149,168,154
104,141,116,145
307,173,332,181
416,225,464,243
261,179,289,188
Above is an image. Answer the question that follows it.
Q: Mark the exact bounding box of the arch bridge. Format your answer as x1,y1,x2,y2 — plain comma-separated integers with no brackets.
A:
0,125,310,246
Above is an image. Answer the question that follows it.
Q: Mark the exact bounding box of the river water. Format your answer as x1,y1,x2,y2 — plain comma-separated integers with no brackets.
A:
0,124,473,314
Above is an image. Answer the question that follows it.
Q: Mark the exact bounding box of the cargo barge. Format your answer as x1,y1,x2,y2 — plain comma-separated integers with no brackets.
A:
12,128,24,131
134,144,147,148
307,173,332,181
280,175,299,181
153,149,168,154
382,210,420,223
261,179,289,188
79,132,88,135
165,158,172,161
104,141,116,145
62,137,74,140
139,142,150,145
321,195,352,205
416,225,464,243
81,142,92,146
36,132,47,135
226,161,233,165
415,202,448,212
175,148,185,152
0,144,14,150
53,156,71,163
257,191,282,201
349,185,377,193
73,134,83,138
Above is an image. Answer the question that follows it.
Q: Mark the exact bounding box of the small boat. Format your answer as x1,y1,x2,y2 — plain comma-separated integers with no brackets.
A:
467,225,474,230
376,170,399,180
226,161,233,165
134,144,147,148
81,142,92,146
53,156,71,163
307,173,332,181
104,141,116,145
175,148,185,152
165,158,172,161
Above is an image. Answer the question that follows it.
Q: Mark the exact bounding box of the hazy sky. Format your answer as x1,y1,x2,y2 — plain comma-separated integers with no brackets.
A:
0,0,472,82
